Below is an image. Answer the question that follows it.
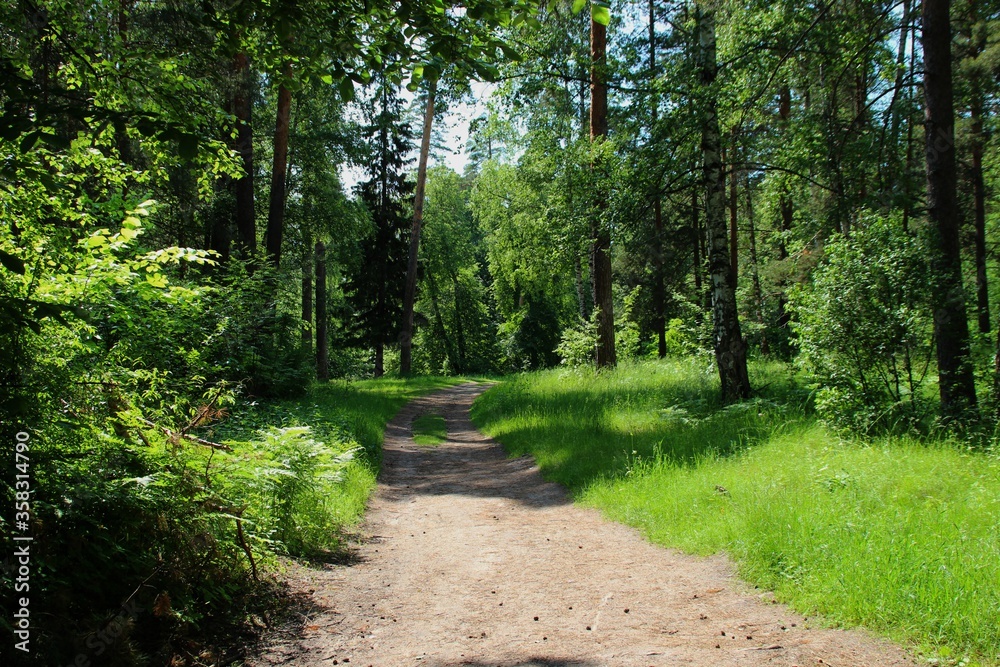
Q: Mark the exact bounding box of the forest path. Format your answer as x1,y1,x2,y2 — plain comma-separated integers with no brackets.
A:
248,382,916,667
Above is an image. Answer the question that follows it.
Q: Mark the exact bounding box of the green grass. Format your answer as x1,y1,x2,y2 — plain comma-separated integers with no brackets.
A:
413,413,448,446
208,375,465,554
471,358,1000,666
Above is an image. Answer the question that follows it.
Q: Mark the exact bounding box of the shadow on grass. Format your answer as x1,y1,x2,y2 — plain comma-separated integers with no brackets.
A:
470,360,810,495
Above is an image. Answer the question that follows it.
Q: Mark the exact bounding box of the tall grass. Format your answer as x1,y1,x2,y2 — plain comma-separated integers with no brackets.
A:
471,359,1000,665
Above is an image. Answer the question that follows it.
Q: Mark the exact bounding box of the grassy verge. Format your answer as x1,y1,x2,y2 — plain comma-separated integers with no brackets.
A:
471,359,1000,666
413,413,448,446
206,376,465,556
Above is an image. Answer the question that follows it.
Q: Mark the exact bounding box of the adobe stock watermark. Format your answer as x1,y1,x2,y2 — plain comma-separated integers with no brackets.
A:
12,430,32,654
9,426,147,665
65,597,144,667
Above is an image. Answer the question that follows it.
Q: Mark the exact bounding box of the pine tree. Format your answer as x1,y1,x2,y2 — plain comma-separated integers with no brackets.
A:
344,84,414,376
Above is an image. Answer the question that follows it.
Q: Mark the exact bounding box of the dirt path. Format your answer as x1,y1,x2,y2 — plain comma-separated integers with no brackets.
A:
248,382,917,667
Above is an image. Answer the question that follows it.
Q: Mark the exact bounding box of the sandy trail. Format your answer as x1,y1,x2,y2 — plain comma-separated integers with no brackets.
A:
248,382,916,667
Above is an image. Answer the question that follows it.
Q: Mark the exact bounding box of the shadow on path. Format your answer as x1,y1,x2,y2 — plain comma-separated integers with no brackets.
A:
379,382,570,509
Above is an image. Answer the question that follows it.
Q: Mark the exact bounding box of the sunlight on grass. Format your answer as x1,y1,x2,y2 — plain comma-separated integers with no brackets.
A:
472,359,1000,666
214,375,465,552
413,413,447,446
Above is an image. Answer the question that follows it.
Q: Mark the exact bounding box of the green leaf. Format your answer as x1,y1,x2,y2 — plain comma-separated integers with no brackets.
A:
320,73,333,85
146,273,169,288
592,4,611,25
338,78,354,102
499,43,522,61
0,249,25,274
177,133,199,161
571,0,586,14
19,131,40,153
40,132,71,150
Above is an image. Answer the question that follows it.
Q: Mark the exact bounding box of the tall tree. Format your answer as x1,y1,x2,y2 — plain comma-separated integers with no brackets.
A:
956,0,993,333
922,0,977,417
648,0,667,358
232,51,257,260
265,63,294,267
590,3,616,369
345,83,413,376
696,1,750,401
400,79,438,375
315,240,328,379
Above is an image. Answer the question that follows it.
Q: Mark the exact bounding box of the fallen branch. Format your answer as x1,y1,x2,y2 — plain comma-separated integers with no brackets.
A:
235,516,259,583
138,417,233,451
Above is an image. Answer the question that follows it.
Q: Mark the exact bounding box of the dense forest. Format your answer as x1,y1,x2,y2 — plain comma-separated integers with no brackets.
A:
2,0,1000,664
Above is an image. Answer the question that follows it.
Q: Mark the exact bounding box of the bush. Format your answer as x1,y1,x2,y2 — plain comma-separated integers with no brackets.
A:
556,288,647,366
555,315,597,366
790,215,935,432
227,426,360,556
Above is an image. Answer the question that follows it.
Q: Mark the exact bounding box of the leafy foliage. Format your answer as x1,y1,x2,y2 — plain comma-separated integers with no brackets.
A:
791,216,936,432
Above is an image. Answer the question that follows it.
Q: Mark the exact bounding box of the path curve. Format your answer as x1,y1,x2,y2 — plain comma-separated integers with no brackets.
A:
249,382,917,667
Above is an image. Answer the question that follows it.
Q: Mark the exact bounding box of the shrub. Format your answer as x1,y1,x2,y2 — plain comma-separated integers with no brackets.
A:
790,215,935,432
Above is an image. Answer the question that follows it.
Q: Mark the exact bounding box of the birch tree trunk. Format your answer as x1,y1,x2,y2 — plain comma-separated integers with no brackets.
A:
649,0,666,358
697,3,750,401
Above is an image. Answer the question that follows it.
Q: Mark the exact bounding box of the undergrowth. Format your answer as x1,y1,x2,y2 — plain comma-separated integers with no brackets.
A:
471,358,1000,666
209,376,464,558
1,375,459,667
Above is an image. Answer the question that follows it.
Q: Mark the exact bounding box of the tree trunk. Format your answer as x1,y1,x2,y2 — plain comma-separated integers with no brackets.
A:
776,85,793,332
698,3,751,401
922,0,977,416
692,187,702,292
265,62,293,268
301,231,313,351
400,80,437,375
746,173,765,336
591,11,616,369
209,196,232,262
428,270,457,372
452,272,467,372
374,344,384,378
885,0,911,187
972,100,989,334
232,51,256,260
315,241,328,381
649,0,666,358
115,1,133,165
728,131,739,285
967,5,989,334
575,253,590,321
903,17,919,233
